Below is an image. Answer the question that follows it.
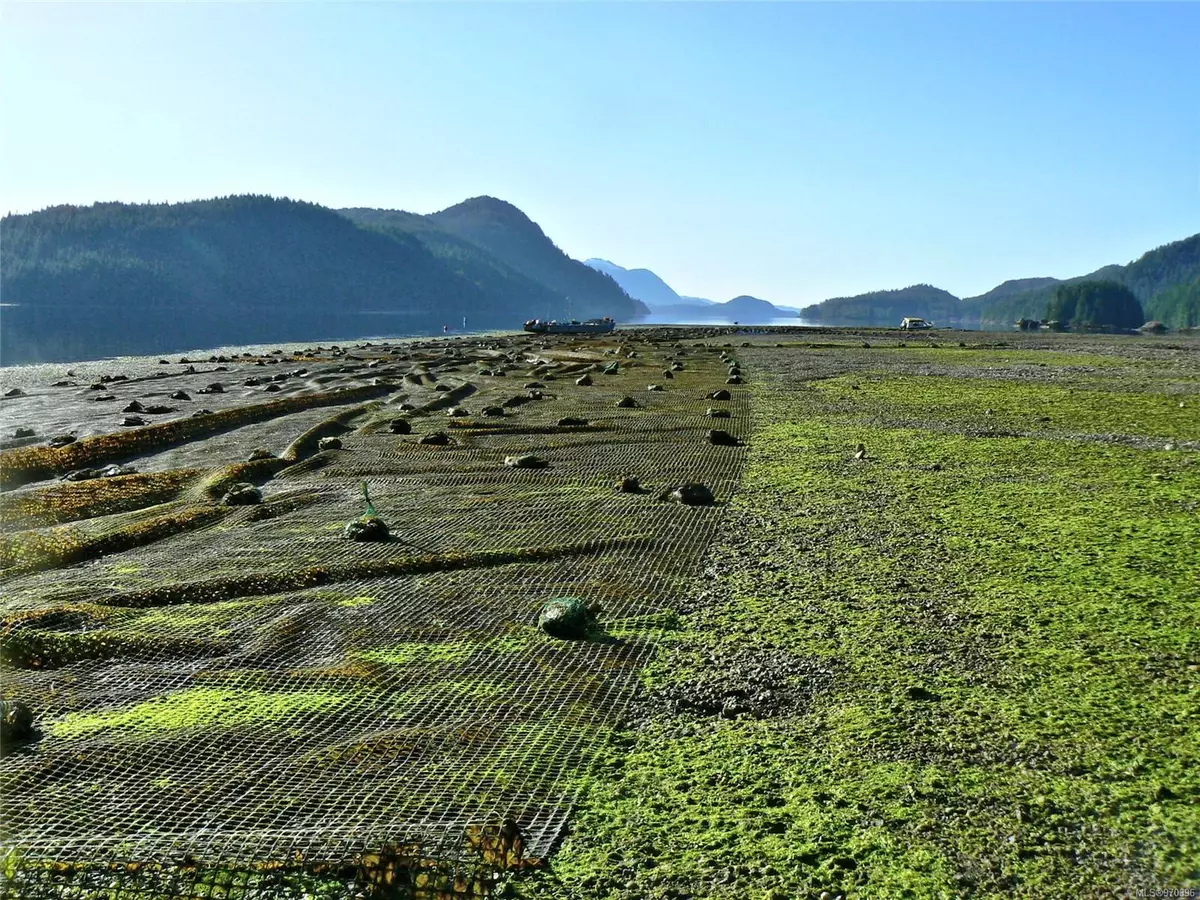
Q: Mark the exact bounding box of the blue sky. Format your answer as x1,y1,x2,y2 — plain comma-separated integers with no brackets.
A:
2,2,1197,304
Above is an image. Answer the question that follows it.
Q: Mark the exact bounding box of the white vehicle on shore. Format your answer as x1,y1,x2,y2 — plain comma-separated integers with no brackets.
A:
900,317,934,330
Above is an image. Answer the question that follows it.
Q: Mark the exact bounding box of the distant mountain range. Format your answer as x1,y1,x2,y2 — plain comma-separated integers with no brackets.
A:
584,258,796,323
799,234,1200,329
0,196,646,363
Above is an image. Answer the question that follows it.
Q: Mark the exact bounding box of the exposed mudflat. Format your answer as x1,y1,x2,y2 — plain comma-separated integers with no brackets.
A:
2,326,1197,898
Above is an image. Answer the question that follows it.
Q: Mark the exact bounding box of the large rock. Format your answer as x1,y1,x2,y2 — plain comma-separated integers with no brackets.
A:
615,396,640,409
222,483,263,506
538,597,598,639
708,430,739,446
1,699,35,745
664,483,716,506
505,454,548,469
389,419,412,434
707,389,732,401
344,516,389,541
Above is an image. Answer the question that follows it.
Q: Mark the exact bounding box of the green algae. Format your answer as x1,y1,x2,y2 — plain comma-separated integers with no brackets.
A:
517,344,1200,899
52,687,349,739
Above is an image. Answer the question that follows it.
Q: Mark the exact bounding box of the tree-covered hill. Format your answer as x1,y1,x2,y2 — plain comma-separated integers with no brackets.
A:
800,233,1199,330
965,234,1200,328
425,197,646,320
800,284,964,327
1,195,645,364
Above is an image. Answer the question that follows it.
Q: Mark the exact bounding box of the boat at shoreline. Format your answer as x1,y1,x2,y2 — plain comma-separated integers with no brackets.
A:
523,317,616,335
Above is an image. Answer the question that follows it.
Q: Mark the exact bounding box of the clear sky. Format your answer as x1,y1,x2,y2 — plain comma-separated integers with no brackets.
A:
2,2,1197,304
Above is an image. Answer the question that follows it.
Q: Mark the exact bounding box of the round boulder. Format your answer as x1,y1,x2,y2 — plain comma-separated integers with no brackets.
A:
389,419,412,434
615,396,640,409
222,483,263,506
1,699,35,745
344,516,389,542
707,389,732,401
665,483,716,506
708,429,739,446
418,432,452,446
538,597,598,639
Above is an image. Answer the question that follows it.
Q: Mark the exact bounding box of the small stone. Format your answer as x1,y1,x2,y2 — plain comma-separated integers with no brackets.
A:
557,417,588,427
854,443,868,460
318,437,343,451
707,389,732,401
647,384,665,392
198,382,225,394
662,370,674,379
447,406,470,417
418,432,452,445
482,406,505,417
13,427,35,439
726,375,744,385
170,390,191,401
122,400,145,413
576,374,594,386
264,383,282,393
120,415,147,427
248,447,275,461
706,408,731,418
538,596,597,639
616,396,639,409
3,387,26,398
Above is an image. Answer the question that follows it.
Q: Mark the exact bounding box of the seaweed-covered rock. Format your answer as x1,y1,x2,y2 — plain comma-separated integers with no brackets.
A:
419,432,452,446
248,447,275,461
557,417,588,427
575,374,594,387
344,516,389,541
318,436,343,451
616,475,645,493
707,389,732,401
1,699,35,746
709,430,739,446
505,454,548,469
615,396,639,409
538,596,599,639
222,483,263,506
664,483,716,506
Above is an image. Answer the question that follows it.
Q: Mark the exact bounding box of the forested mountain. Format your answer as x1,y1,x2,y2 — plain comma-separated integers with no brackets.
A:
800,285,964,327
962,234,1200,328
1,195,644,364
581,259,787,320
342,199,645,321
424,198,645,320
800,233,1200,329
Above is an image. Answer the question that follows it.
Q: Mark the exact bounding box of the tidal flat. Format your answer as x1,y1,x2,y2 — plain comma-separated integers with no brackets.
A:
1,327,1197,898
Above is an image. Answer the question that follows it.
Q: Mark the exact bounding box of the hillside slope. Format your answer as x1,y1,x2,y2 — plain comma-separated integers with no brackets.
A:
0,196,496,363
583,258,683,309
425,198,646,320
801,284,964,327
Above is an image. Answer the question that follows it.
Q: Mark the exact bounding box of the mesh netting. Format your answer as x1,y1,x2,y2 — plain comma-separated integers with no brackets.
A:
0,331,750,897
